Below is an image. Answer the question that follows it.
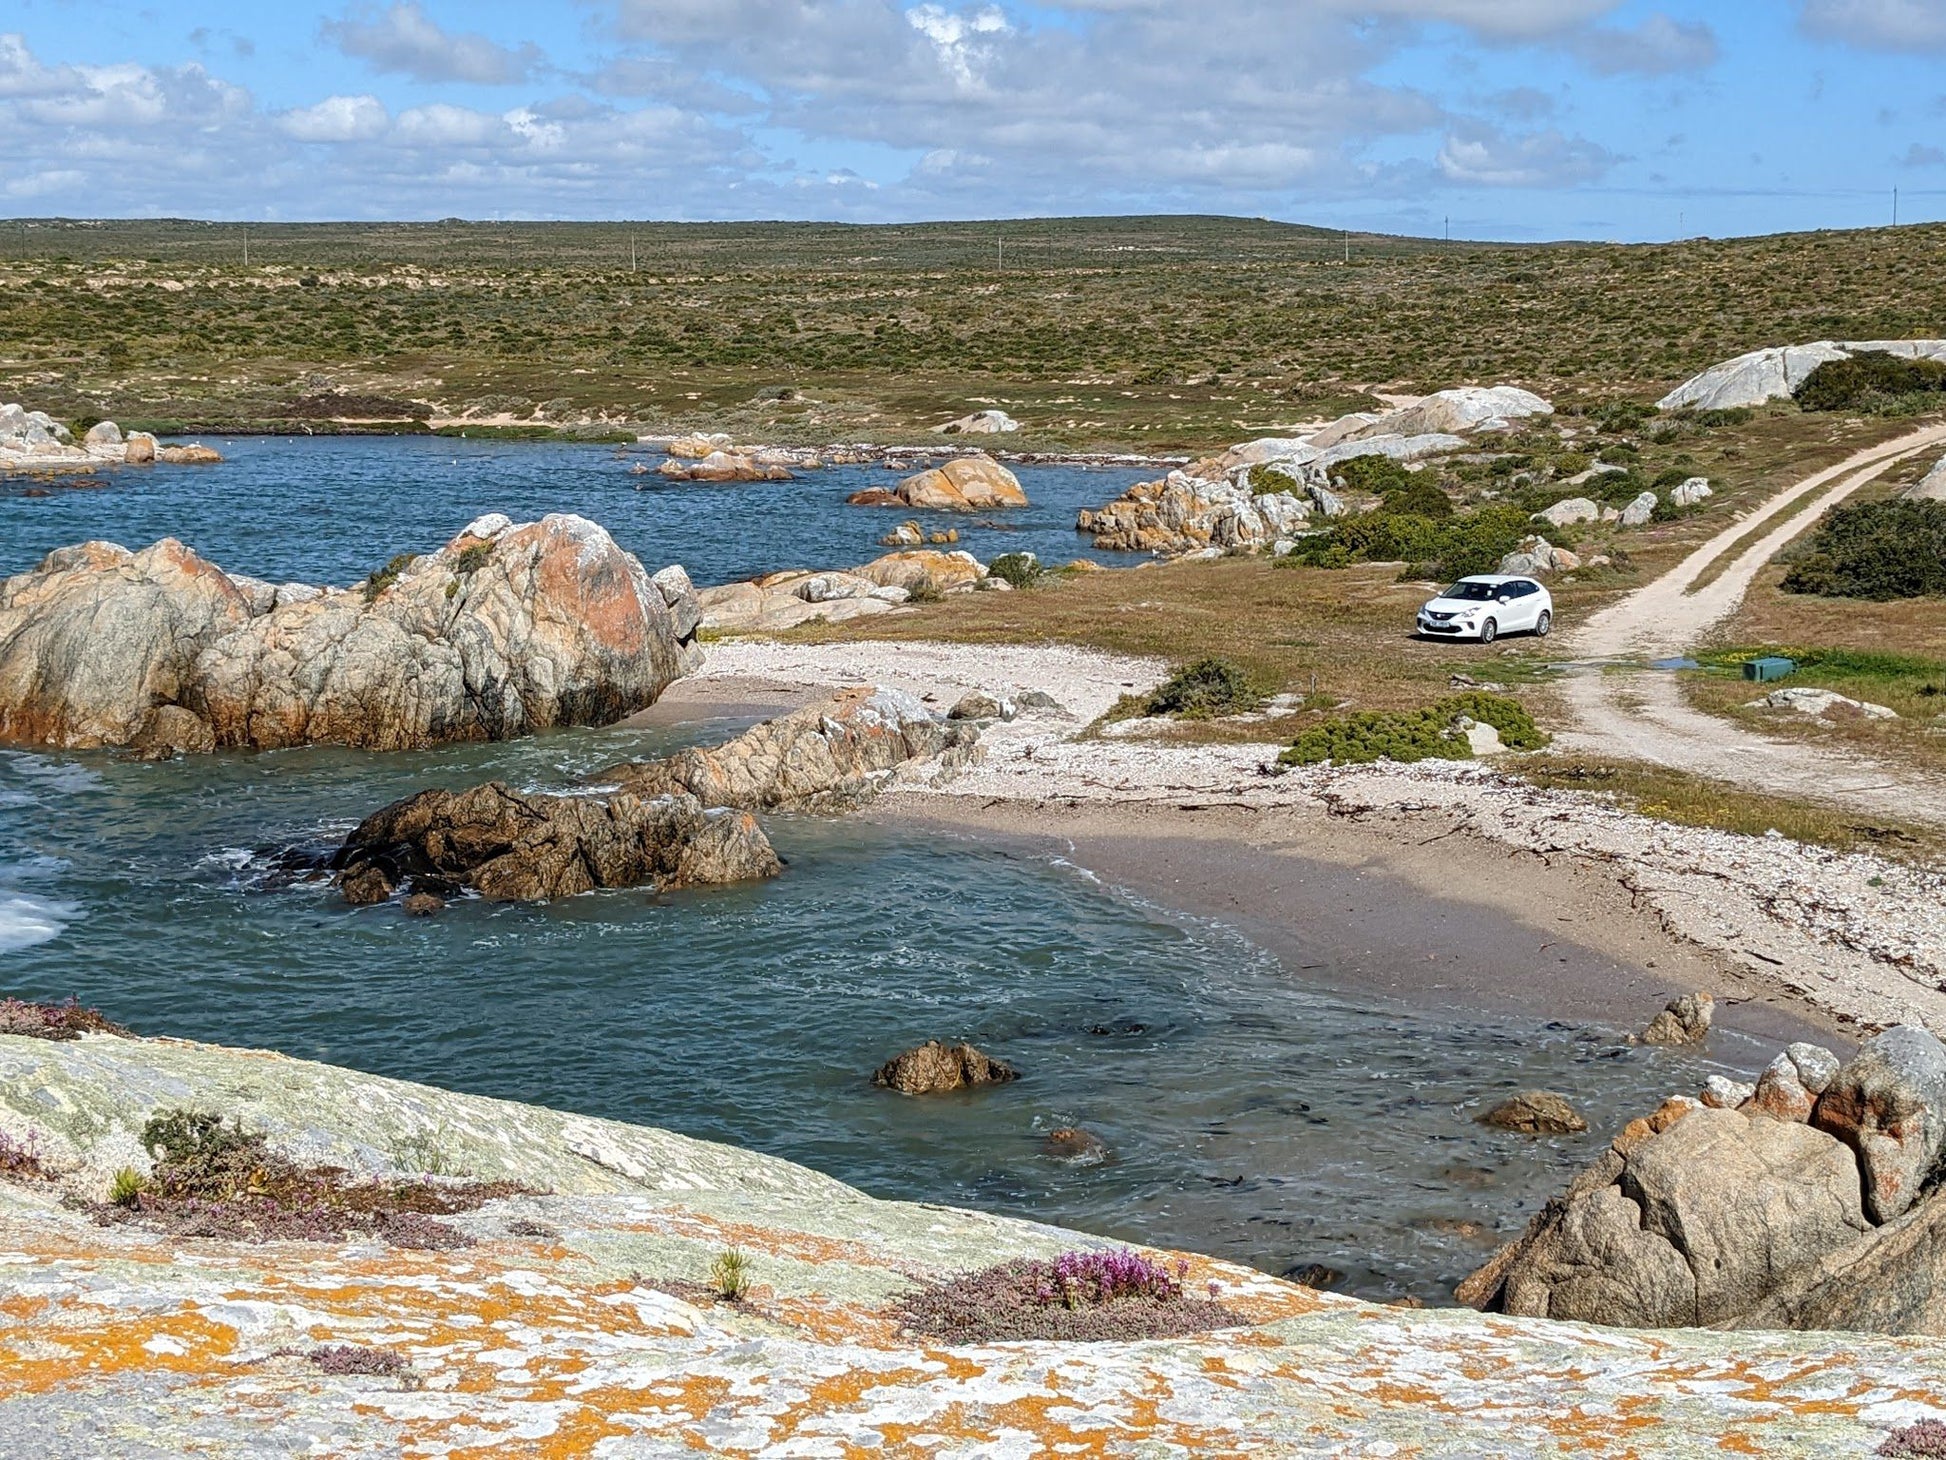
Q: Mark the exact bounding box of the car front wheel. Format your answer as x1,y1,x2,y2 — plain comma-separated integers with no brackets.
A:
1478,617,1498,644
1535,610,1552,637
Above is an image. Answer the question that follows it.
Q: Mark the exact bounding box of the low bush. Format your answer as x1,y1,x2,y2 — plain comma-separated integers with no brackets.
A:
94,1106,531,1247
1143,658,1264,718
1331,454,1413,495
987,552,1041,588
1284,505,1529,581
0,996,130,1041
363,553,417,603
1796,351,1946,413
1375,478,1454,519
1247,462,1300,496
1781,500,1946,600
1280,692,1547,767
893,1248,1236,1343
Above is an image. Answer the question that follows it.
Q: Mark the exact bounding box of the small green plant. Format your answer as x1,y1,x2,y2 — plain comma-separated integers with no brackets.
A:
454,543,492,575
363,553,417,603
905,577,944,604
988,552,1041,589
1143,658,1264,718
109,1167,145,1207
389,1125,467,1178
1280,692,1547,766
709,1246,753,1301
1247,462,1300,496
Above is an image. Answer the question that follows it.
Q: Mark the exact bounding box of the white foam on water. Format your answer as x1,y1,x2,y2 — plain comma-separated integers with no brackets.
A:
0,888,78,953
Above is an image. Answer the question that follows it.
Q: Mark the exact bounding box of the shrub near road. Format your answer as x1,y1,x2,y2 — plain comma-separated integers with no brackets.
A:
1782,500,1946,600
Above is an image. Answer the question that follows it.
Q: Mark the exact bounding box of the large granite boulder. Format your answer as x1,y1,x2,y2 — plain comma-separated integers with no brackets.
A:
849,456,1028,511
1076,468,1312,554
1464,1026,1946,1334
600,686,981,813
1812,1024,1946,1223
0,540,253,751
933,409,1018,435
851,548,988,594
0,515,700,754
1347,387,1551,439
1658,339,1946,412
333,782,779,904
1907,455,1946,502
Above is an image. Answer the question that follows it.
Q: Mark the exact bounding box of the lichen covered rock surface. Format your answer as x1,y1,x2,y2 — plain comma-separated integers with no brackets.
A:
2,1032,1945,1456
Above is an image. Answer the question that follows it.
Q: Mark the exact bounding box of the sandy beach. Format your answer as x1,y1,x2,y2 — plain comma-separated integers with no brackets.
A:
674,638,1946,1046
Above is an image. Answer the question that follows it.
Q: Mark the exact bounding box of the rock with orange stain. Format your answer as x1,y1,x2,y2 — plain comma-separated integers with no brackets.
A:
2,1030,1946,1456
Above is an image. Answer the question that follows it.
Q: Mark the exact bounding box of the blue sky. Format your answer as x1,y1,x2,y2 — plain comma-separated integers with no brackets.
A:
4,0,1945,239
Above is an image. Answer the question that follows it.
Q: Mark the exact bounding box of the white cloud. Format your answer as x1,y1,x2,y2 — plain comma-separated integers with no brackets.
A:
322,3,545,84
279,94,390,143
1801,0,1946,49
1572,13,1719,74
1437,121,1616,186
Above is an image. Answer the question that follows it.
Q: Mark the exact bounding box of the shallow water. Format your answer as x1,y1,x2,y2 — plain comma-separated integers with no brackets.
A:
1,434,1154,586
1,725,1763,1300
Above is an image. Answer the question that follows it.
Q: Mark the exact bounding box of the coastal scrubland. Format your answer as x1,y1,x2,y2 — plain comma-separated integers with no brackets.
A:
4,215,1945,449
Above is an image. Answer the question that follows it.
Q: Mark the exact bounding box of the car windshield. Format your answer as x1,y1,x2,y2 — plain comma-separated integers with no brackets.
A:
1442,581,1500,601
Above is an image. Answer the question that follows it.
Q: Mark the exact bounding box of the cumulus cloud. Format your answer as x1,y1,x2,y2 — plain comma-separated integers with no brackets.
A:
1437,121,1616,186
1801,0,1946,50
279,94,390,143
321,3,546,84
1571,13,1719,74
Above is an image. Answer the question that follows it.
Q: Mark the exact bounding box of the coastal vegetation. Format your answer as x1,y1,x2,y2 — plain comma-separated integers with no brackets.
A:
1795,351,1946,415
893,1248,1235,1343
1279,691,1546,766
4,216,1946,450
1781,500,1946,599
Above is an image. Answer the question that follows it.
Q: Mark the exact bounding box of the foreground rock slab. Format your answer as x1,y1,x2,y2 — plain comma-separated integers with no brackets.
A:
0,514,702,753
333,783,780,903
1,1032,1943,1457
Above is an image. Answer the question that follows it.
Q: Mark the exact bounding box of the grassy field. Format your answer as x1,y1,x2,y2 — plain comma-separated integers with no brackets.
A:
4,214,1946,450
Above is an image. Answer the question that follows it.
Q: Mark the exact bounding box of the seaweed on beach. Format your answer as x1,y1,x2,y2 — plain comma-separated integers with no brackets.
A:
0,996,132,1042
90,1107,532,1248
892,1248,1239,1344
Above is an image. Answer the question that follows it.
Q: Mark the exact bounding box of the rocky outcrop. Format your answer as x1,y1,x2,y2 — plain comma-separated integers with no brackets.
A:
1,1032,1942,1454
1659,340,1946,412
1076,469,1312,554
872,1040,1018,1094
657,450,793,483
934,409,1018,435
1497,536,1581,576
1907,455,1946,502
1345,386,1552,440
0,514,700,753
332,782,779,904
1464,1026,1946,1335
1751,687,1899,721
1671,476,1714,507
1478,1091,1586,1135
0,404,218,471
1640,991,1713,1045
600,686,982,813
848,455,1028,511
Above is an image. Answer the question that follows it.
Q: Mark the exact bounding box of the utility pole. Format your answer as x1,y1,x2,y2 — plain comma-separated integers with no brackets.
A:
630,233,638,272
242,229,249,268
1444,216,1449,242
997,234,1003,270
1343,230,1349,265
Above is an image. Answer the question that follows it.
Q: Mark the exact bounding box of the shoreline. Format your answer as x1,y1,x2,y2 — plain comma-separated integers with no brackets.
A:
685,639,1946,1044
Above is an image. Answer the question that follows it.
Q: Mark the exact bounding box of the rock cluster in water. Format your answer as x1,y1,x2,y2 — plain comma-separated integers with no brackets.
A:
0,404,223,471
695,549,992,633
845,455,1028,512
1463,1024,1946,1334
334,783,779,904
0,513,701,754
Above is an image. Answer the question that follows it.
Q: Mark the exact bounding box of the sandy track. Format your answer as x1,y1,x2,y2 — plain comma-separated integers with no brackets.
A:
1558,422,1946,824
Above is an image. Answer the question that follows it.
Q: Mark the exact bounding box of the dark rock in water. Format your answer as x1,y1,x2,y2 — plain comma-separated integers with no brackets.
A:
1284,1264,1345,1291
1478,1091,1587,1135
1043,1127,1108,1164
333,782,780,904
872,1041,1018,1095
340,862,396,907
1640,992,1713,1046
1460,1027,1946,1335
401,892,446,917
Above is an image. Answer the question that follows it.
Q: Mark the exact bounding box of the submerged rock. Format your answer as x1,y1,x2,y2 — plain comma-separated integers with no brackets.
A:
333,782,779,904
0,515,700,753
872,1041,1018,1095
1478,1091,1587,1135
1043,1127,1109,1164
599,686,982,814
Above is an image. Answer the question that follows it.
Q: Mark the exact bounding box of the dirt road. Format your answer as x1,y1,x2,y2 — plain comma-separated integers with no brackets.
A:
1554,422,1946,825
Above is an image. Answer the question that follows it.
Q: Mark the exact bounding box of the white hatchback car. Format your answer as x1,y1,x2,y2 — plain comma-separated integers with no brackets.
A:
1416,575,1553,643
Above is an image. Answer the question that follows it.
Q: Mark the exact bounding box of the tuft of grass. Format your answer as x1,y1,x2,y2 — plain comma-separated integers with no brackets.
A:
363,553,417,604
108,1167,145,1207
454,543,492,576
1280,691,1546,766
708,1246,753,1302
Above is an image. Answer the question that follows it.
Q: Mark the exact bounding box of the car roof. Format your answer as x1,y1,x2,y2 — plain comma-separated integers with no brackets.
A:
1453,574,1529,585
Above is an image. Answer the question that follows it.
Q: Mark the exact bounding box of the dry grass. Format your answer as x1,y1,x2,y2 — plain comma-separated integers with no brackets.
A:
1511,755,1946,863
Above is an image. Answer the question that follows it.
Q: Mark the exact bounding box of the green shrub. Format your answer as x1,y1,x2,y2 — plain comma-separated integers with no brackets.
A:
1552,451,1591,478
1795,351,1946,413
1144,658,1264,718
1332,454,1413,495
1285,505,1528,580
363,553,416,603
988,552,1041,588
1376,478,1453,519
454,543,491,575
1247,462,1301,496
1690,406,1754,427
1781,500,1946,600
1279,692,1547,766
905,577,944,604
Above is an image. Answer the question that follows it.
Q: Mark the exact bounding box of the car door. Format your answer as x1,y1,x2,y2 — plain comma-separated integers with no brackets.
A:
1503,581,1538,630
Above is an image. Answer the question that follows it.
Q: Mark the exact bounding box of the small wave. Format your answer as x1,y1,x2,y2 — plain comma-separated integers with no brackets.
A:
0,889,78,953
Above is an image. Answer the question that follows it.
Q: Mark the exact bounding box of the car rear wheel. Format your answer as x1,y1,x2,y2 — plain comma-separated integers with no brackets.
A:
1478,617,1498,644
1535,610,1552,637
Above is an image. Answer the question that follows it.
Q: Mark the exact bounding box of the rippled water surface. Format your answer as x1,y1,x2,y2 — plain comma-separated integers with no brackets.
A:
1,434,1155,585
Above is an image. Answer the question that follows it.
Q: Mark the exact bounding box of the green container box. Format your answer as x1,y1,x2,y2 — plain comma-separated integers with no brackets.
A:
1743,656,1796,683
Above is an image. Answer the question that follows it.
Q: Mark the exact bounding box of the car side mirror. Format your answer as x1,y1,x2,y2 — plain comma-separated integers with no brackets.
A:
1496,593,1511,603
